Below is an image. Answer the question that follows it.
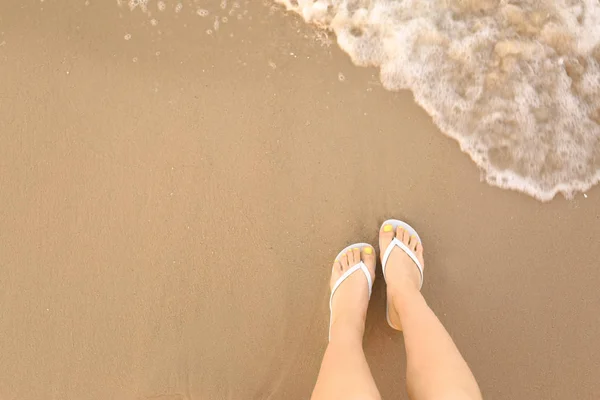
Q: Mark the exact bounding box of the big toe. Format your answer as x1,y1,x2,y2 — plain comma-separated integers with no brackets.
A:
360,245,376,280
379,223,396,256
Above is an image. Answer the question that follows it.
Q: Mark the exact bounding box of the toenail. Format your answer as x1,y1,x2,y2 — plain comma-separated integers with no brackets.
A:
363,247,373,255
383,224,393,232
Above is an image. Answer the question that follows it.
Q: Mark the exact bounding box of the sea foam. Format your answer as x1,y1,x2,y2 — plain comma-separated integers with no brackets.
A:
276,0,600,201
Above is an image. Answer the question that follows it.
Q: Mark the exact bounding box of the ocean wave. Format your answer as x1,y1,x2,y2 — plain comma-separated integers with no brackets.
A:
275,0,600,201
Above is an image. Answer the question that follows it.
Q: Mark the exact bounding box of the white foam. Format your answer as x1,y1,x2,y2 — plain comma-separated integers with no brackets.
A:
276,0,600,201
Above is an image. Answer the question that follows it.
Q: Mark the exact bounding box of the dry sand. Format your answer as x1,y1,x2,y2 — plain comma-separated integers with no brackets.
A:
1,1,599,399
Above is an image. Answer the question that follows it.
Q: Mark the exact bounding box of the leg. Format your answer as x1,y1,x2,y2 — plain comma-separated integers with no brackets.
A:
311,246,381,400
380,224,482,400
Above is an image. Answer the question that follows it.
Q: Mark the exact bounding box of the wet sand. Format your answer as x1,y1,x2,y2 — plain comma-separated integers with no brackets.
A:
1,2,599,399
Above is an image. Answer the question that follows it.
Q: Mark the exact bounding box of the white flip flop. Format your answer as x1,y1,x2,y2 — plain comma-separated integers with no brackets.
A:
380,219,424,330
329,242,374,341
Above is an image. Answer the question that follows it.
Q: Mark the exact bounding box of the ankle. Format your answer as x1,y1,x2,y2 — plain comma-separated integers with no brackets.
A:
387,282,422,309
329,323,365,345
329,315,365,342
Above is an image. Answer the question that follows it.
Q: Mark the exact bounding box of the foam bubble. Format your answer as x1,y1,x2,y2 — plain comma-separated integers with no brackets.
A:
276,0,600,201
197,9,209,17
128,0,148,12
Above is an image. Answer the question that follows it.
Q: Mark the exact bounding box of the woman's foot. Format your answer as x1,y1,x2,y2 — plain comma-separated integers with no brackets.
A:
329,246,376,342
379,223,425,330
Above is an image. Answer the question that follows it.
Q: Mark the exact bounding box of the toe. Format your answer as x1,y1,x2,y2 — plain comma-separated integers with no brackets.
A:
361,245,376,278
346,249,355,266
332,260,342,273
415,241,424,255
397,226,410,244
408,234,419,251
379,223,396,256
339,252,349,270
415,242,425,265
350,247,360,266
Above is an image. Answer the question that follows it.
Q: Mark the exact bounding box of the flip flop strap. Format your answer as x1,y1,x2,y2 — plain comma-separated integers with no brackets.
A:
381,237,423,290
329,262,373,312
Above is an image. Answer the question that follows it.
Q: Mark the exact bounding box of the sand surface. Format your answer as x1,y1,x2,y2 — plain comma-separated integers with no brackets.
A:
1,2,599,399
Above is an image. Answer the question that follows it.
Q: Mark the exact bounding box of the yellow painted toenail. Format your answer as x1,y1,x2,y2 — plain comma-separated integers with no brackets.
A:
364,247,373,255
383,224,393,232
353,247,359,251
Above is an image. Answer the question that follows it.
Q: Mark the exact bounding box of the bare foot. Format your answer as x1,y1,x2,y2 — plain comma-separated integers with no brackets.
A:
329,246,376,341
379,223,425,330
